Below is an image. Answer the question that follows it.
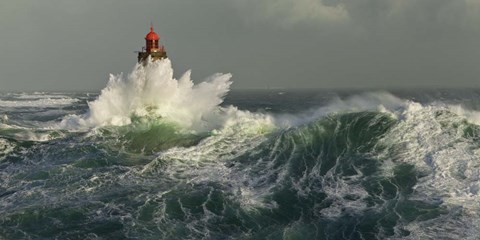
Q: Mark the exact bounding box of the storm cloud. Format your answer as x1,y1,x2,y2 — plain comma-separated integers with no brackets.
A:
0,0,479,91
234,0,480,32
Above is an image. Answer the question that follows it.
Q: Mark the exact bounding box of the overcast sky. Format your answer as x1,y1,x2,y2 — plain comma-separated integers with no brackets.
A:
0,0,479,91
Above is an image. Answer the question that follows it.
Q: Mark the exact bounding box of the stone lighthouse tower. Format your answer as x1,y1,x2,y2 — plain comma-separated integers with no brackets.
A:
137,24,167,63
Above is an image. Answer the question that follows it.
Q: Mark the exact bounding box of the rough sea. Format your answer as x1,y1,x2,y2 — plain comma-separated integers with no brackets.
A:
1,59,480,239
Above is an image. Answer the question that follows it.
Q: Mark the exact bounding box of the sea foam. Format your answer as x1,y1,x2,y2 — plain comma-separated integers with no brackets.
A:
62,58,233,132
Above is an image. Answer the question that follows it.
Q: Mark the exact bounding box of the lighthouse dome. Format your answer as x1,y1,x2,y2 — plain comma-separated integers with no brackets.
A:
145,26,160,40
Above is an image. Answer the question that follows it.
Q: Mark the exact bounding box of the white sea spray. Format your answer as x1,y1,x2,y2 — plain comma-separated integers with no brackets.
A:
61,58,234,132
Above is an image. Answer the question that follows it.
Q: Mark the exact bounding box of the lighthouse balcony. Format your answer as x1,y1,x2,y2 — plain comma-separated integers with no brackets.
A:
137,51,168,63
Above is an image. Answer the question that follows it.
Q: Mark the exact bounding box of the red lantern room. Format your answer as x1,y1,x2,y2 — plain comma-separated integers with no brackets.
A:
145,25,160,53
137,24,167,63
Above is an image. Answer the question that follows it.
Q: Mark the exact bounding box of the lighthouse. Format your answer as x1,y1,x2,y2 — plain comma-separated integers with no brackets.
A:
137,24,167,63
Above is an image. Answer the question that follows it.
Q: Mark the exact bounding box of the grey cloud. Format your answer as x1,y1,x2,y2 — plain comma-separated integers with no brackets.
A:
231,0,349,27
344,0,480,37
234,0,480,35
0,0,479,91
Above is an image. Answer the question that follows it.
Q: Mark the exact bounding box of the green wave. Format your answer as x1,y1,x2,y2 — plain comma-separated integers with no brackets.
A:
92,116,208,154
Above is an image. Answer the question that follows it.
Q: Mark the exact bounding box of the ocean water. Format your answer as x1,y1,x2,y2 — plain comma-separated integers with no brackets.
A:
1,59,480,239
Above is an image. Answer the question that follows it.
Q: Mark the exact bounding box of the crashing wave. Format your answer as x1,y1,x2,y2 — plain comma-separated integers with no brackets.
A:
62,58,233,133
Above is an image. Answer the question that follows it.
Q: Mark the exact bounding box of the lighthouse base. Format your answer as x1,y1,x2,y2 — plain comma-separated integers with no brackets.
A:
138,51,167,63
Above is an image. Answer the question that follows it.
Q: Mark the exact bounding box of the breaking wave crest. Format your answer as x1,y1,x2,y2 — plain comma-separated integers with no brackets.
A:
56,58,277,154
130,92,480,239
62,58,234,132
